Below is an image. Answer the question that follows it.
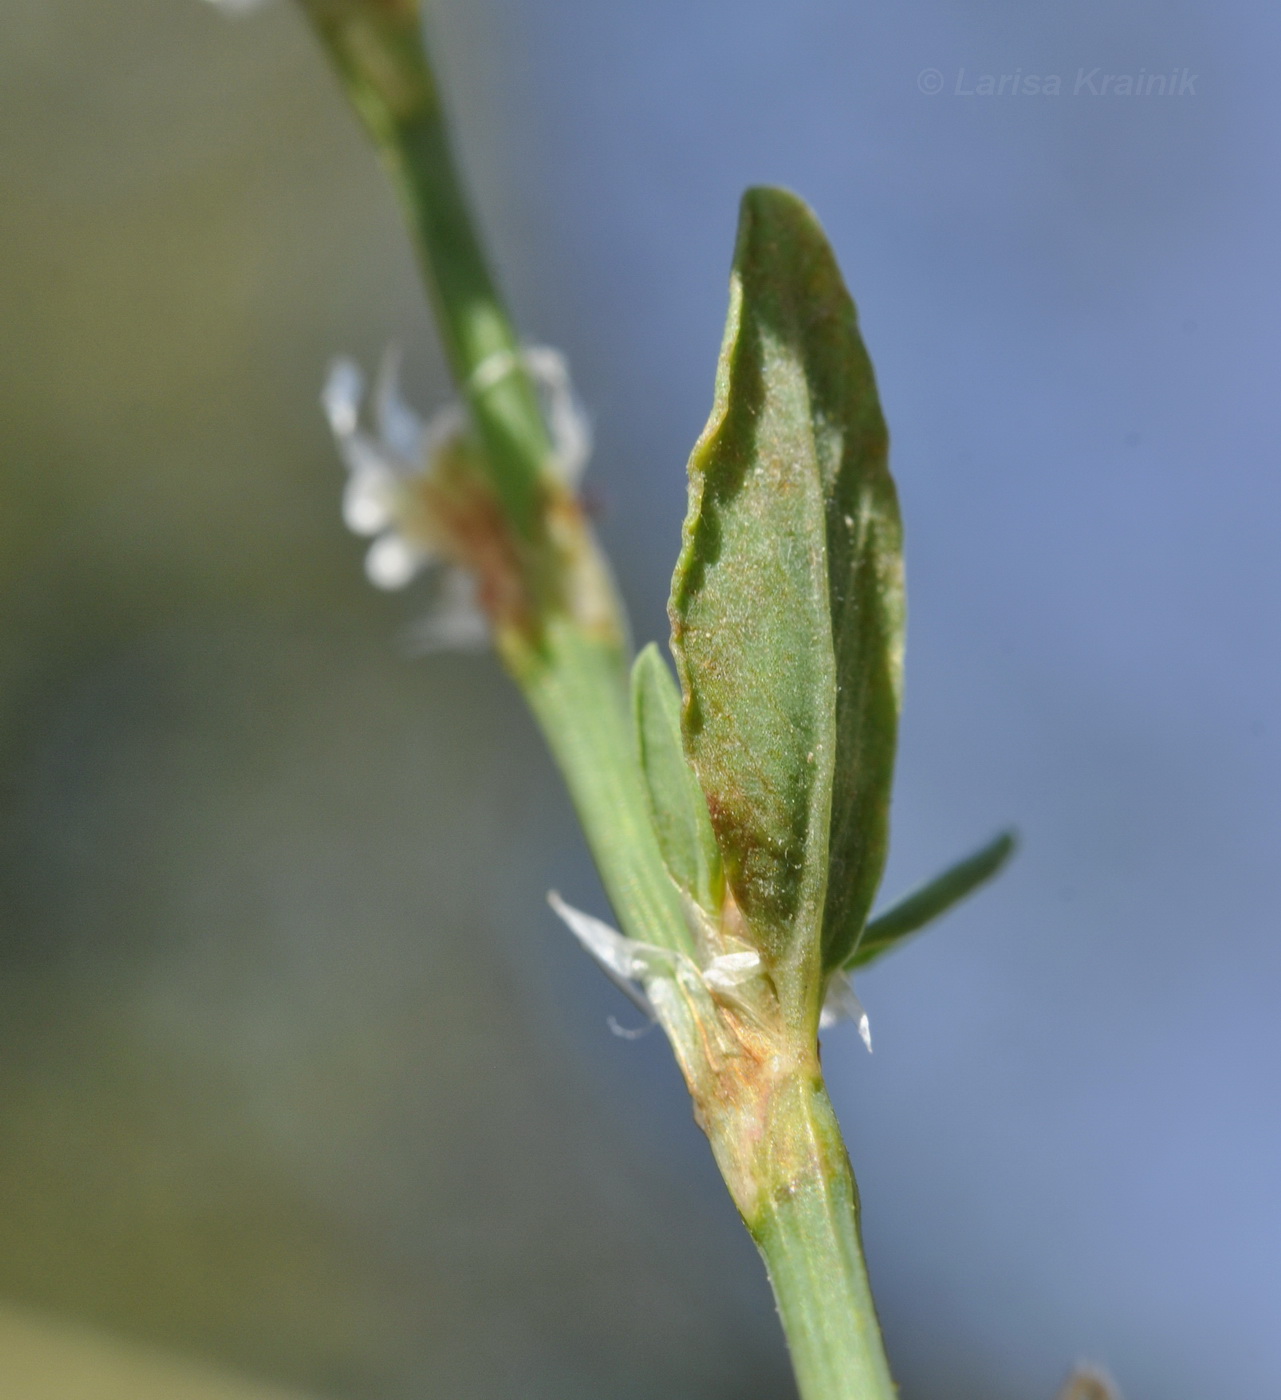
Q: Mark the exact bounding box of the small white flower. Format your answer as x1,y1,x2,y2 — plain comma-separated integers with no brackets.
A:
547,892,659,1035
322,345,591,650
401,570,491,654
702,948,762,993
519,345,593,488
462,345,592,490
322,350,463,589
549,891,872,1051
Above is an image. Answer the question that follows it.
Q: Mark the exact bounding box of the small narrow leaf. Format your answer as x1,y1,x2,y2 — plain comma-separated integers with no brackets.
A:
632,644,722,914
846,831,1017,971
669,185,903,987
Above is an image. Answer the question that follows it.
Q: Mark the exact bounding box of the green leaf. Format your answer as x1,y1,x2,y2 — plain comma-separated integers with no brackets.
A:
846,831,1017,970
631,643,723,915
668,186,904,988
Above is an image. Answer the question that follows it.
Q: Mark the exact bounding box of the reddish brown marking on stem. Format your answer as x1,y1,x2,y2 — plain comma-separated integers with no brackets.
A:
423,473,532,633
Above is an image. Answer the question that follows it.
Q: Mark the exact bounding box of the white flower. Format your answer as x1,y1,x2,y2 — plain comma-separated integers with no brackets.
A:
518,345,593,487
548,891,871,1052
547,892,661,1038
400,569,490,654
457,344,593,489
322,346,591,650
547,892,658,1017
322,351,463,589
701,949,762,994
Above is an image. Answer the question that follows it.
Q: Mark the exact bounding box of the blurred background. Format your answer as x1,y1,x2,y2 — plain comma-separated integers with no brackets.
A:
1,0,1278,1396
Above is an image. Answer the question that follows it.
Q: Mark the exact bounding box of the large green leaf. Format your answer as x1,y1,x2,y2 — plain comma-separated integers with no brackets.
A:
668,186,903,984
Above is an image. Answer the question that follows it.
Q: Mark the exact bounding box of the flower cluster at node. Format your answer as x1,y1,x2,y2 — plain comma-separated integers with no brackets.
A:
322,346,591,650
548,892,872,1051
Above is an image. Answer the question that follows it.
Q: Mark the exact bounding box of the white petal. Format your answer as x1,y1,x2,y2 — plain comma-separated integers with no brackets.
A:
703,949,762,993
365,533,426,590
421,402,469,458
468,345,592,486
401,570,489,653
606,1015,655,1041
374,346,427,463
342,470,400,537
338,430,402,484
548,891,658,1022
547,892,645,984
407,607,489,653
322,358,364,438
820,971,873,1052
525,344,593,486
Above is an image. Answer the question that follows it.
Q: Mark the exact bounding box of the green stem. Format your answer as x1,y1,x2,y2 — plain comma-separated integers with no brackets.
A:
747,1077,897,1400
299,6,897,1396
299,0,551,537
297,4,685,951
388,101,550,538
510,618,693,957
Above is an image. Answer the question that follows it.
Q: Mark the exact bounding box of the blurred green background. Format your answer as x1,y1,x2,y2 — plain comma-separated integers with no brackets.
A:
0,2,786,1396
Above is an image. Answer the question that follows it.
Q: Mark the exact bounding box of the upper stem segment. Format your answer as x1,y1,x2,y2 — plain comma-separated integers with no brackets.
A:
300,0,550,537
